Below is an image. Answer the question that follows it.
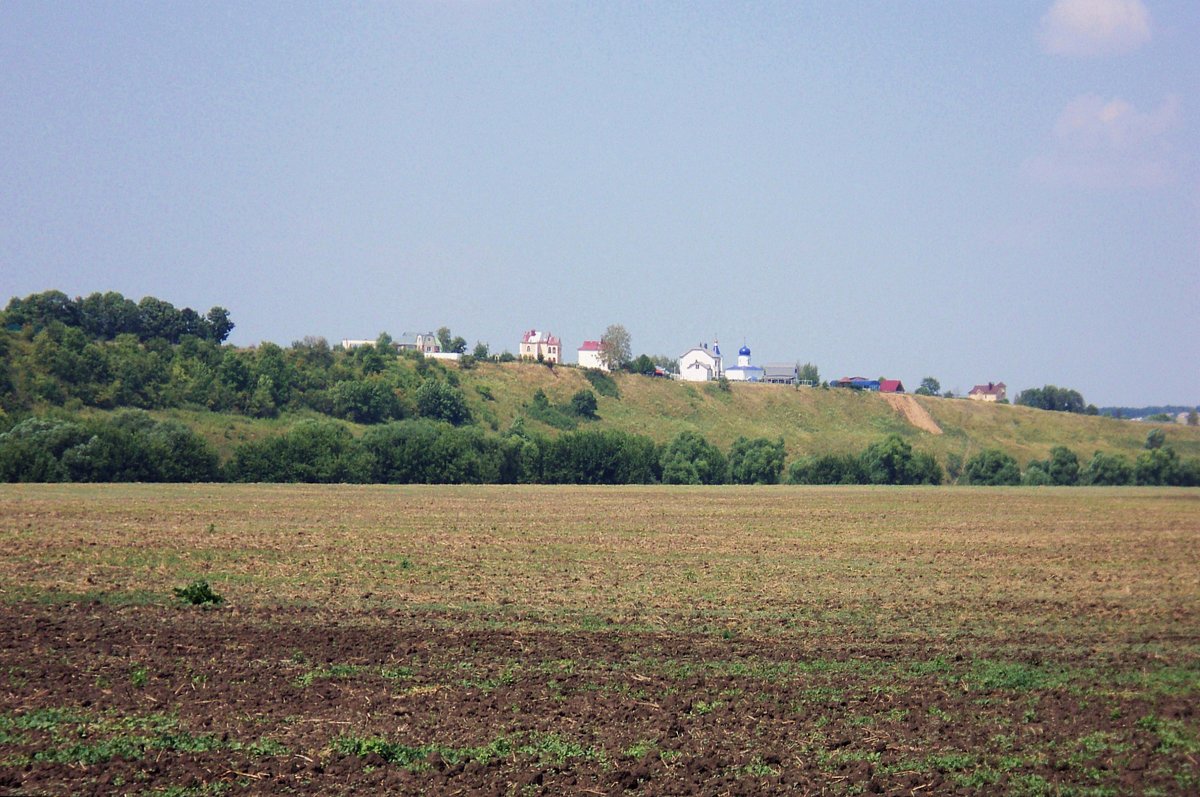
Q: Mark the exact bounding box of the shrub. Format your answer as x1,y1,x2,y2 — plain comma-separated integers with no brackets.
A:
173,580,224,606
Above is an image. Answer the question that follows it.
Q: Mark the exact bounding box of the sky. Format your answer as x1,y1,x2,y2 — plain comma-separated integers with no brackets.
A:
2,0,1197,407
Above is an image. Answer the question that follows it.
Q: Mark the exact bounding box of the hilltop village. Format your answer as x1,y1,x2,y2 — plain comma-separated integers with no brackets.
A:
344,329,1008,401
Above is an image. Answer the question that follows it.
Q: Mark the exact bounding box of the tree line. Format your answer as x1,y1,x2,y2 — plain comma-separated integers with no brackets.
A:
3,412,1196,487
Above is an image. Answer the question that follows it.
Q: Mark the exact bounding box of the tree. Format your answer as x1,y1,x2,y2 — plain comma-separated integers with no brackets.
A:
1016,385,1086,414
797,363,820,387
859,434,942,485
473,342,490,360
1188,409,1199,427
915,377,941,396
630,354,655,375
436,327,453,352
415,380,471,426
570,389,598,419
1045,446,1080,486
962,449,1021,486
1082,451,1133,486
599,324,632,371
661,431,726,485
1144,428,1166,450
727,437,786,484
204,306,235,343
788,453,865,485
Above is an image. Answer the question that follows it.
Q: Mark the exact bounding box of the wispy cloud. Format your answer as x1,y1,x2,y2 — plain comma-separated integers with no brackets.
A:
1038,0,1151,57
1024,94,1181,189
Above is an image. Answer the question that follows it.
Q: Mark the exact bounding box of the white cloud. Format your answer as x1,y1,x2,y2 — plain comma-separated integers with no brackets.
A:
1038,0,1151,57
1024,94,1181,189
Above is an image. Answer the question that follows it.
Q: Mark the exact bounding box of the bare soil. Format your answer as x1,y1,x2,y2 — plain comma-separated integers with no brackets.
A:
1,601,1195,796
880,393,943,435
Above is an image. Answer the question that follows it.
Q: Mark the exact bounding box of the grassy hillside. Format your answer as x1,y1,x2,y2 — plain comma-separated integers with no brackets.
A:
127,360,1199,468
388,361,1200,466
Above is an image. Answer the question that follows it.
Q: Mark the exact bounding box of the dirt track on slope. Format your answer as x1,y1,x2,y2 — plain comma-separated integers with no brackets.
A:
881,393,942,434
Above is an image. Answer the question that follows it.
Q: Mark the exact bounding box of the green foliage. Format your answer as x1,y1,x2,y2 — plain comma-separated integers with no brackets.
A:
915,377,941,396
0,412,219,483
582,368,619,398
329,378,403,424
415,380,471,426
788,452,866,485
526,388,578,430
539,429,660,484
1082,451,1134,486
661,431,727,485
1016,384,1087,414
5,290,233,344
600,324,632,371
1144,428,1166,450
797,362,820,386
727,437,786,484
357,420,512,484
963,449,1021,485
173,580,224,606
1024,446,1080,486
1135,447,1184,486
569,389,599,419
630,354,656,375
860,434,942,485
226,419,369,483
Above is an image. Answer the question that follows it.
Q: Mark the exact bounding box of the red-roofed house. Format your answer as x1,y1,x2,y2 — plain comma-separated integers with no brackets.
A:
520,329,561,364
879,379,905,394
968,382,1007,402
577,340,608,371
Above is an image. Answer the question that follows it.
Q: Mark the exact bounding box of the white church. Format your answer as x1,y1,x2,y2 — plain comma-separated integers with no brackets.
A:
678,341,764,383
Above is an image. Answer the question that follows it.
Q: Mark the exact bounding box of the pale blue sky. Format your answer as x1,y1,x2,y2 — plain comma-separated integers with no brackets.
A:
2,1,1197,406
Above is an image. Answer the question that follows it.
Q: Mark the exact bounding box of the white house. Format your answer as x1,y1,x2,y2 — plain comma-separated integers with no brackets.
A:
724,345,764,382
577,340,608,370
520,329,561,363
678,341,723,382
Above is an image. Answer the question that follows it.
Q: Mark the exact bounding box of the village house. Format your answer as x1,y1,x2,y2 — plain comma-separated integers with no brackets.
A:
678,341,722,382
762,363,798,385
880,379,905,394
520,329,561,363
396,332,442,355
577,340,608,371
968,382,1007,402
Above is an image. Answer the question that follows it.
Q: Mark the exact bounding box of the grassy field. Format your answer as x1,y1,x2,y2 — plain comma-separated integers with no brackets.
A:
1,484,1198,794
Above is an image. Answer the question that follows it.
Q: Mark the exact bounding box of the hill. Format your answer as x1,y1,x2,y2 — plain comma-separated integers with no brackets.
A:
443,361,1200,465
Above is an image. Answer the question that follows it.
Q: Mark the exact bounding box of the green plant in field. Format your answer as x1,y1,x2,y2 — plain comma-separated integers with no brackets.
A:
173,579,223,606
130,664,149,688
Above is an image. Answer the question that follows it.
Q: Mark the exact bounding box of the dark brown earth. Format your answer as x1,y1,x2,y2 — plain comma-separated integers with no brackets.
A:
0,601,1196,796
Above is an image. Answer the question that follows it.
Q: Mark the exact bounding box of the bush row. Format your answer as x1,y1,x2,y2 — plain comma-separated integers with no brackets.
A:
2,414,1196,486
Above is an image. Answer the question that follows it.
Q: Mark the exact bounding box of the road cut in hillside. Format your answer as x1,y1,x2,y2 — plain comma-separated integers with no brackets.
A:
880,393,943,434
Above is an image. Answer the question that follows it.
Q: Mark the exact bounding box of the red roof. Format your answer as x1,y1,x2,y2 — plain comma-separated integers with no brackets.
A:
969,382,1006,395
879,379,904,393
578,340,604,351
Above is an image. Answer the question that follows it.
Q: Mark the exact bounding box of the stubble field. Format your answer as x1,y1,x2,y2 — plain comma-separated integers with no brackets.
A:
0,484,1197,795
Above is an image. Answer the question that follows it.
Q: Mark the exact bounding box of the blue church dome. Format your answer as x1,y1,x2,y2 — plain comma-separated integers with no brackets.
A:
738,345,751,357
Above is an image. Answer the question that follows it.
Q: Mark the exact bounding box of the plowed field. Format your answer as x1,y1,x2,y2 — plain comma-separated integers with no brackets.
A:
1,484,1198,795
